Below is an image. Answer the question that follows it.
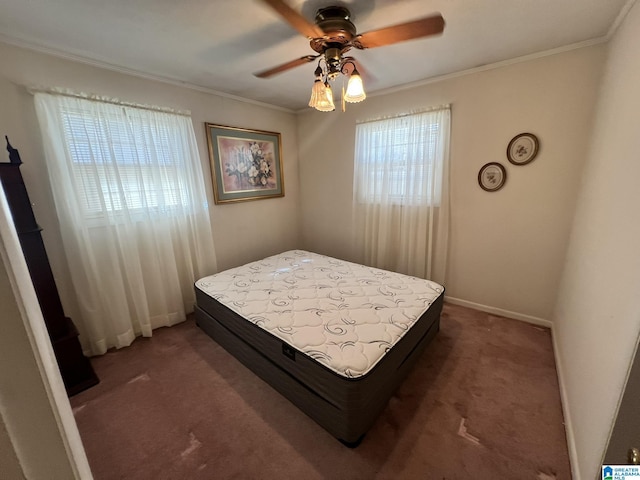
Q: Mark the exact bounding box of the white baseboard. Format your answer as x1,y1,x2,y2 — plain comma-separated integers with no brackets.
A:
444,296,553,328
551,330,580,480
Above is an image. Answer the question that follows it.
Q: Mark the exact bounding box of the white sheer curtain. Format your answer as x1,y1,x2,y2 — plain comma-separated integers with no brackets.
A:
34,93,217,355
353,107,450,283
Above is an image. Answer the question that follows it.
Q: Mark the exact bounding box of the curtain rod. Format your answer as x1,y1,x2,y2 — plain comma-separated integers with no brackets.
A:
356,104,451,125
26,86,192,117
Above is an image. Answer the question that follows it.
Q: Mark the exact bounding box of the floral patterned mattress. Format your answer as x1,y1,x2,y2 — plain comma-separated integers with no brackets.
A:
194,250,444,378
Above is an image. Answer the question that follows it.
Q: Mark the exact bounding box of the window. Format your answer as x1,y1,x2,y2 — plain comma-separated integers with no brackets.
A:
34,92,217,355
354,109,448,206
352,106,450,281
59,104,193,216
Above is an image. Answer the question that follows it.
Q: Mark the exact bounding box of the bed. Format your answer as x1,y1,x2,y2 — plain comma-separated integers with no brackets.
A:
194,250,444,446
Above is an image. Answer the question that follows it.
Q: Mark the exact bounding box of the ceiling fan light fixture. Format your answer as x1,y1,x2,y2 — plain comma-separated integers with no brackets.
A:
308,78,326,108
344,67,366,103
313,81,335,112
256,2,446,110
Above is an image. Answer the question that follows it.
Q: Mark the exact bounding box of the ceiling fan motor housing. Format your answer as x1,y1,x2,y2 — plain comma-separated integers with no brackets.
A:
310,6,357,52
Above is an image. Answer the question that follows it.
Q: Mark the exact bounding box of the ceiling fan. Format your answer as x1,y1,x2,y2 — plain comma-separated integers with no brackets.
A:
253,0,445,111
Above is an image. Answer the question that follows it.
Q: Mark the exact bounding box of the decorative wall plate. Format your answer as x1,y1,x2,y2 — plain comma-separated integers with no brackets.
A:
478,162,507,192
507,132,539,165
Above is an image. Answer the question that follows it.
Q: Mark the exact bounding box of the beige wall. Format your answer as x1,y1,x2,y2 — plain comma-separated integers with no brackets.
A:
553,1,640,478
298,45,605,322
0,42,301,329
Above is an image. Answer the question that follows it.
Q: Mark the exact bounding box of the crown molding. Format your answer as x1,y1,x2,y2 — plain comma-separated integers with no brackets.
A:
606,0,638,39
0,22,623,116
296,36,609,114
0,33,296,114
369,37,608,100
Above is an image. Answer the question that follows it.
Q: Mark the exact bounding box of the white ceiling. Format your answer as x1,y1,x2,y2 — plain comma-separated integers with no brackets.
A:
0,0,630,111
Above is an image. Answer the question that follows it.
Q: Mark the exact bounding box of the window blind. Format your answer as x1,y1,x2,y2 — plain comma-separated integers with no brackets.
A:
60,106,190,215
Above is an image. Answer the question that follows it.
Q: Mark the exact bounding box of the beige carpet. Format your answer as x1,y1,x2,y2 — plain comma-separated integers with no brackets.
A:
70,303,571,479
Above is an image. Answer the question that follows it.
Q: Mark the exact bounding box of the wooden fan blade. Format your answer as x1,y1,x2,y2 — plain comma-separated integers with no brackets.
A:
355,14,445,49
254,55,318,78
259,0,324,39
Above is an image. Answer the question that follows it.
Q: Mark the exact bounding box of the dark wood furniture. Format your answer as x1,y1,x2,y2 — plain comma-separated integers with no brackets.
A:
1,137,98,396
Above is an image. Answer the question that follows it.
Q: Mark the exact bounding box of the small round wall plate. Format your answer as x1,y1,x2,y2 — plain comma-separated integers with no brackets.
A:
478,162,507,192
507,132,539,165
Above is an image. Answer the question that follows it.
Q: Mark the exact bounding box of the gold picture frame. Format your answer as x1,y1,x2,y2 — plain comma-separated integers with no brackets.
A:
205,123,284,204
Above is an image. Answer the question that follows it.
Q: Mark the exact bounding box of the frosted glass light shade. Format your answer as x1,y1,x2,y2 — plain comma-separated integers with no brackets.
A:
345,72,366,103
308,79,326,108
314,82,335,112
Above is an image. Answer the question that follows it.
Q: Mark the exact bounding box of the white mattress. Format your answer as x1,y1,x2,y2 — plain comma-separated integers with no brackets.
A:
195,250,444,378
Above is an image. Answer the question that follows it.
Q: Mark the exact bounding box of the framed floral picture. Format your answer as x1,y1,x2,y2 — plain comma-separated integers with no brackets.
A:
205,123,284,204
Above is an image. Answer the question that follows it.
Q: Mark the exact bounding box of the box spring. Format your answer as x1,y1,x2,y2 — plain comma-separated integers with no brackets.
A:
195,279,443,445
